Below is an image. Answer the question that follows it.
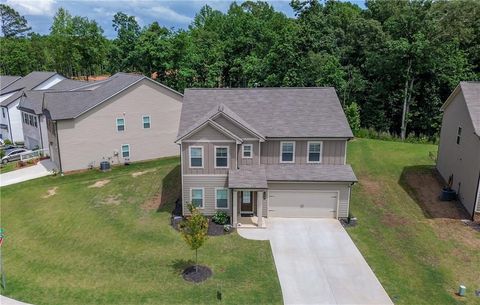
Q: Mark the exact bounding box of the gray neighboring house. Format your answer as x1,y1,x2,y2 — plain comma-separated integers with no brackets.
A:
41,72,183,172
18,79,88,150
437,81,480,220
176,88,357,227
0,72,65,143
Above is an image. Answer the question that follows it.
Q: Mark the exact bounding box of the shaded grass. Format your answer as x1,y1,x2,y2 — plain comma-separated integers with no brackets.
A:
0,157,282,305
0,161,20,173
347,139,479,305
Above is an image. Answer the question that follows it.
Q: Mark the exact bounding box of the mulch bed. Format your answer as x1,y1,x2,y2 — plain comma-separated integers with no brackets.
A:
182,265,212,283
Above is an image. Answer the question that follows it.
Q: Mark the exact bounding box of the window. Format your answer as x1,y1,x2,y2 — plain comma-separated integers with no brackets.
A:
215,188,229,209
29,114,33,126
215,146,229,168
456,126,462,145
280,141,295,163
189,146,203,168
2,108,5,118
242,144,253,158
121,144,130,158
143,115,151,129
307,141,322,163
191,188,204,208
33,116,38,128
116,118,125,132
242,191,251,204
23,112,27,123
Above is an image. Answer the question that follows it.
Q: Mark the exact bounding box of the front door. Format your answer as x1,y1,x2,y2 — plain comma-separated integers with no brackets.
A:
240,191,254,214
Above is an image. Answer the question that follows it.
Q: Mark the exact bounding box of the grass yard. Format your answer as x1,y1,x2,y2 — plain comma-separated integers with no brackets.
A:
347,139,480,305
0,161,19,173
0,157,282,305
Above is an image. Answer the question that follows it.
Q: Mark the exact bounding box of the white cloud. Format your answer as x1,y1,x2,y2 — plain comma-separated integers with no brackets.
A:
149,5,192,24
5,0,57,16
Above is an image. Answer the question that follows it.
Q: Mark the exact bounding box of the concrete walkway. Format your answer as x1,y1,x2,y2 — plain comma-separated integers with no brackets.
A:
0,160,56,187
0,295,33,305
238,218,393,305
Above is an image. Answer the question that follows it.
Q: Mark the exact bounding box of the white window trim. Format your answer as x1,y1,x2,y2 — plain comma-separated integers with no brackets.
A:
116,117,126,132
280,141,295,163
142,115,151,129
307,141,323,163
215,188,230,209
190,187,205,209
189,146,204,168
121,144,130,158
242,144,253,159
214,145,229,168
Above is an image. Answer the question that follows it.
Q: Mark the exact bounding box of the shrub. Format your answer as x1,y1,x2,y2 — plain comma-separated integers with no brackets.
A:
3,139,12,145
0,149,4,159
355,127,438,144
345,102,361,135
212,211,230,225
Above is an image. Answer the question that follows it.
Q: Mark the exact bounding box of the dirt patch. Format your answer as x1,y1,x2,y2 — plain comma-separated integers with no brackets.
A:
132,169,155,178
102,195,121,206
182,265,212,283
42,187,58,198
381,212,410,227
88,179,110,188
403,170,468,219
141,193,161,211
360,178,386,206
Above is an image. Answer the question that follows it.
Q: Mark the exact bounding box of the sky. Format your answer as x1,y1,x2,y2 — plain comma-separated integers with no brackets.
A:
1,0,365,38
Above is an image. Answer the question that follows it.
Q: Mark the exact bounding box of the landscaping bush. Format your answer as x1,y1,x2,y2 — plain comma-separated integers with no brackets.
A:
212,211,230,225
3,139,12,145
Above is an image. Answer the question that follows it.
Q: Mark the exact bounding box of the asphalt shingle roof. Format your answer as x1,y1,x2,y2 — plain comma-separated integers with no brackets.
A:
265,164,357,182
0,71,58,106
229,165,268,189
0,75,21,91
179,88,353,139
460,81,480,135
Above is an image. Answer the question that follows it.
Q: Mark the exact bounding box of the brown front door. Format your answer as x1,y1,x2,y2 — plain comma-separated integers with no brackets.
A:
240,191,254,214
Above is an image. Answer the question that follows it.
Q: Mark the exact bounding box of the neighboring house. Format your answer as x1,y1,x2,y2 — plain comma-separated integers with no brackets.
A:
0,72,65,143
41,72,183,172
437,81,480,220
176,88,357,227
18,79,89,150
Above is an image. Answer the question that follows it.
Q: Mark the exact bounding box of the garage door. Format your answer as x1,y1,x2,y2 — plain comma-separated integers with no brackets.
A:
268,190,338,218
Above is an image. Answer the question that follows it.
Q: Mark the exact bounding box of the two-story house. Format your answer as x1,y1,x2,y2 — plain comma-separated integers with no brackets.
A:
0,72,65,143
176,88,357,227
437,81,480,220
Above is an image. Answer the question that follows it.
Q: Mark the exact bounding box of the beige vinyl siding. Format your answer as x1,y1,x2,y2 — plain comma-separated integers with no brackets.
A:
268,182,351,218
437,91,480,216
182,141,236,175
183,175,230,216
238,141,260,165
55,80,182,172
213,114,257,138
47,120,61,170
261,140,346,165
186,124,234,141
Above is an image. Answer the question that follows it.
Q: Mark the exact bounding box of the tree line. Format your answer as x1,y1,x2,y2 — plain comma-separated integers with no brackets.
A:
1,0,479,139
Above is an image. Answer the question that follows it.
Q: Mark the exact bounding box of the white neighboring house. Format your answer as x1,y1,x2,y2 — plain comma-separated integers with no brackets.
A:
0,72,65,144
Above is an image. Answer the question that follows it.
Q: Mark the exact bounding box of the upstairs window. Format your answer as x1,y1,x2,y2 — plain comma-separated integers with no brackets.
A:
189,146,203,168
116,118,125,132
307,141,322,163
456,126,462,145
143,115,151,129
280,141,295,163
242,144,253,158
215,146,229,168
2,108,5,118
121,144,130,158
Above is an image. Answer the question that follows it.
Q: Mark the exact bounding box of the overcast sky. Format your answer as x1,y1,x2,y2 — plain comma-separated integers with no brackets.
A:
2,0,365,38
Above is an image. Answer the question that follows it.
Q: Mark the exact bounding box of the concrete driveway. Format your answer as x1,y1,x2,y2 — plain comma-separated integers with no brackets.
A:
0,160,56,187
239,218,393,305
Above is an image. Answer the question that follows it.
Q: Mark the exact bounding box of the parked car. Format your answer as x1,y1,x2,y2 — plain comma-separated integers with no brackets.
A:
1,148,30,164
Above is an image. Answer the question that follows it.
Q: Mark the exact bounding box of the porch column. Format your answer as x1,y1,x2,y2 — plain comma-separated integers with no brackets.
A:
232,190,238,226
257,191,263,227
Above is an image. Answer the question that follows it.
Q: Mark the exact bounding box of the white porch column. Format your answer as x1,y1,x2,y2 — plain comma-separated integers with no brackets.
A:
257,191,263,227
232,190,238,226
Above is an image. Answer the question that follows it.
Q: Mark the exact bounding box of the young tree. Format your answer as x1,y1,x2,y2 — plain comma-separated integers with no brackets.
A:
0,4,31,37
179,204,208,272
345,102,361,135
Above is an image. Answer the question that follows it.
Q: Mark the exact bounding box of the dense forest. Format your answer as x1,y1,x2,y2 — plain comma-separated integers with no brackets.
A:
1,0,479,139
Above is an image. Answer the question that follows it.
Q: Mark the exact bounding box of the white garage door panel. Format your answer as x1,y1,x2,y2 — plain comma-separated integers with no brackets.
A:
269,190,338,218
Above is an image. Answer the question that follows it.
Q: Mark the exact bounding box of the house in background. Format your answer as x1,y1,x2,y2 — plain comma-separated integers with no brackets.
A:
41,72,183,172
176,88,357,227
0,72,65,143
18,79,89,150
437,81,480,220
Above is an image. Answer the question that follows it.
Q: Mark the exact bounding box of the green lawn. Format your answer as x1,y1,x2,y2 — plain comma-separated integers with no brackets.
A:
0,161,19,173
347,139,480,305
0,157,282,305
